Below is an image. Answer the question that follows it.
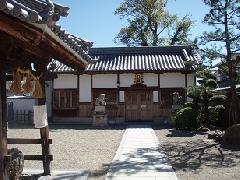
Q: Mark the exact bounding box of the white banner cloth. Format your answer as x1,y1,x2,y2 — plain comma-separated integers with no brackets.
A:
33,105,48,128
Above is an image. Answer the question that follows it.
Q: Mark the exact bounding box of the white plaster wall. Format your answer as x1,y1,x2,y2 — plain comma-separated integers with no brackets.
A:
92,74,117,88
143,73,158,87
120,74,134,87
153,91,158,102
79,75,91,102
160,73,185,88
7,97,36,112
119,91,125,102
54,74,77,89
187,74,195,88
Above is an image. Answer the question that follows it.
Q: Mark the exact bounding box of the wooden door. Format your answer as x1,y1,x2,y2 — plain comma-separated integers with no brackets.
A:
125,92,138,121
125,91,152,121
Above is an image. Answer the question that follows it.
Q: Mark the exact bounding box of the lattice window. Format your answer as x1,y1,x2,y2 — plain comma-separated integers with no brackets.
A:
53,89,78,109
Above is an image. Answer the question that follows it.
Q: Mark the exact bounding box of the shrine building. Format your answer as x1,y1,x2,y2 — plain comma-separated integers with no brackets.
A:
48,45,199,123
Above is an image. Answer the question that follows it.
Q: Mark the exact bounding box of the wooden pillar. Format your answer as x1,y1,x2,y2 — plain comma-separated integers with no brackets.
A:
38,79,51,176
185,73,188,102
0,71,8,179
117,73,120,103
90,74,93,107
158,73,161,103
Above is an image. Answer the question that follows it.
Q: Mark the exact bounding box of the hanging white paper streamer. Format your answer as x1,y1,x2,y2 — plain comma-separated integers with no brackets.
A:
33,105,48,128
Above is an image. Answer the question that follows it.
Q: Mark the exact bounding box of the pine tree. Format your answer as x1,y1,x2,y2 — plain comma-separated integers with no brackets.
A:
201,0,240,125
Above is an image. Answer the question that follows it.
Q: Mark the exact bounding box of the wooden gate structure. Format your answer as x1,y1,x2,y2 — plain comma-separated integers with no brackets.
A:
0,0,91,179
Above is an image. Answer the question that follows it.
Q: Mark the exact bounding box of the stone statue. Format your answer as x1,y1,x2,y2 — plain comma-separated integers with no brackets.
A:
95,94,106,106
93,94,108,126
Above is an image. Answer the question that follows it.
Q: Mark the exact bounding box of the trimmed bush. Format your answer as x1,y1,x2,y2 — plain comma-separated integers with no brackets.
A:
175,107,198,130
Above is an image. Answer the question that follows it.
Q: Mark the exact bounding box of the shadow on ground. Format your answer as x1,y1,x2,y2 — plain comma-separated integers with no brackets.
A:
161,139,240,172
8,123,127,131
90,146,174,178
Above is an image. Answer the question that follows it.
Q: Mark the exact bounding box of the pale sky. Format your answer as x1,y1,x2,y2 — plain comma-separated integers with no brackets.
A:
56,0,210,47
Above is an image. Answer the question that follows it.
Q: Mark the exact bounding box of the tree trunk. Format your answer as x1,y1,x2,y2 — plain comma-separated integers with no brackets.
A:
224,0,240,125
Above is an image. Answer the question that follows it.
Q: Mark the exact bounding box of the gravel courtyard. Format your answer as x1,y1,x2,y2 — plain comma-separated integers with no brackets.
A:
8,125,125,179
154,127,240,180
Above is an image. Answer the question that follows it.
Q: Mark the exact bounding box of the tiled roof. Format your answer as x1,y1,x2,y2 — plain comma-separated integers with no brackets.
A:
0,0,92,62
51,46,200,73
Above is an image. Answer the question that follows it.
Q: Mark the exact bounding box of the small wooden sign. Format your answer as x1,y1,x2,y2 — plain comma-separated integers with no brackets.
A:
134,74,143,84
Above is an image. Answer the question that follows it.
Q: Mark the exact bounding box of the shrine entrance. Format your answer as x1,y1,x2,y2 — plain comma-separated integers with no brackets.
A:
125,90,153,121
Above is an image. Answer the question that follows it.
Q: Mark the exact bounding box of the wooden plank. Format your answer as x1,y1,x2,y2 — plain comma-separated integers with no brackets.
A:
7,138,52,144
24,155,53,161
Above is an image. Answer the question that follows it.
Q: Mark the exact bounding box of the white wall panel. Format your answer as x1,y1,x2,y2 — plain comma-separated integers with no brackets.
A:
92,74,117,88
143,73,158,87
120,74,134,87
79,75,91,102
54,74,77,89
160,73,185,88
153,91,158,102
7,97,36,112
119,91,125,102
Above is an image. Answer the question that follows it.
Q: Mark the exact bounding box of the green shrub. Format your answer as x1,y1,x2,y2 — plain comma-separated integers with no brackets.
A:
183,102,194,108
175,107,198,130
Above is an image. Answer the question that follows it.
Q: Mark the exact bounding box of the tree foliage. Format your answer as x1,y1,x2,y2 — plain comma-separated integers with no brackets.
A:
175,68,226,130
114,0,193,46
200,0,240,125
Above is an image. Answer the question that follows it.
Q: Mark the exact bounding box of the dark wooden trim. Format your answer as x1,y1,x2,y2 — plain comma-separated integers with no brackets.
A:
79,102,92,105
92,88,117,90
24,155,53,161
57,70,195,75
53,88,78,91
119,86,159,91
7,138,52,144
91,74,93,105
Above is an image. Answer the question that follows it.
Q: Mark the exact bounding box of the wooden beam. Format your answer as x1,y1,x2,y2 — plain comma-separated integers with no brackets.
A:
7,138,52,145
0,71,8,179
24,155,53,161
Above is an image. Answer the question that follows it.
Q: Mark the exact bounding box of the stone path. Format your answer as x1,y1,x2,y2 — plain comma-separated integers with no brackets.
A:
105,125,178,180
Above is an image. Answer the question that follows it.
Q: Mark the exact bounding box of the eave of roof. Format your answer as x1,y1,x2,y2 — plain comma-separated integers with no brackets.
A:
0,0,93,66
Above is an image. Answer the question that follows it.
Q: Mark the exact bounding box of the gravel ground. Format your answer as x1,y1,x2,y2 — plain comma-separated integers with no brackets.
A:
154,127,240,180
8,124,125,179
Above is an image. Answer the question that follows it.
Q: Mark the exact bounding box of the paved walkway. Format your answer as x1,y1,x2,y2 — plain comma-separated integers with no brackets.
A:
105,125,178,180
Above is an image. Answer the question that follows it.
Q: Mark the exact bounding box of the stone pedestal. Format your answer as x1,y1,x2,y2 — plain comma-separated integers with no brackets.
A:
92,114,108,126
